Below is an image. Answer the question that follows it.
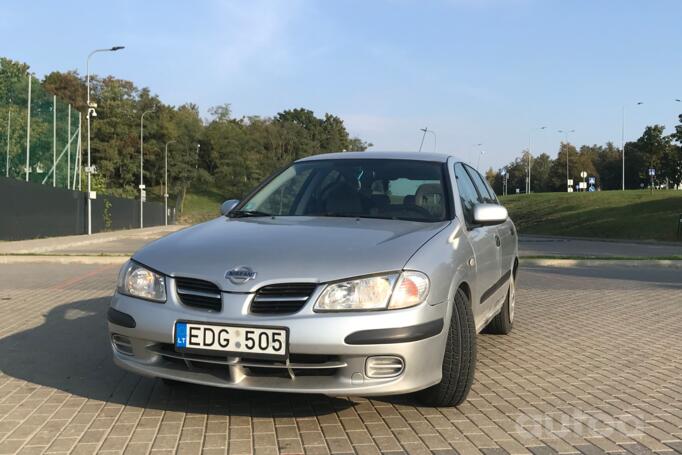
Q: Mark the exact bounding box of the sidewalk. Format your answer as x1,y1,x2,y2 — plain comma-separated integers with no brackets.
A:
519,234,682,258
0,225,186,255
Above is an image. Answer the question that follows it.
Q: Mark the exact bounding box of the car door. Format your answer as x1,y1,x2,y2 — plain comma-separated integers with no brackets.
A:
466,166,515,277
452,163,501,325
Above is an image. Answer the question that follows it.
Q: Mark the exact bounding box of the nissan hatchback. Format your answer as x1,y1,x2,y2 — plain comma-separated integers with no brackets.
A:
108,151,518,407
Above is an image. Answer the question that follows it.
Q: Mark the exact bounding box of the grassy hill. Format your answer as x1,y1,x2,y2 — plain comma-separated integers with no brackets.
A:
180,187,682,242
501,190,682,242
178,189,224,224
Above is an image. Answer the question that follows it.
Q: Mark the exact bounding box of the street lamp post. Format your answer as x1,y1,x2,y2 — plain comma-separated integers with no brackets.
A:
418,127,436,152
139,108,155,229
86,46,124,235
528,126,546,194
558,129,575,192
476,150,486,171
164,140,176,226
621,102,643,191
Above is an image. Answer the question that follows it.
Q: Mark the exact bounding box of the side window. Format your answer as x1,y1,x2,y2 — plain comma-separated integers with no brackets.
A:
465,165,497,204
453,163,483,227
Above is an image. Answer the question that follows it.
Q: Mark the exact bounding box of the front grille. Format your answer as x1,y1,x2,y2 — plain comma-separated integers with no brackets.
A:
150,344,344,379
175,277,222,312
251,283,317,314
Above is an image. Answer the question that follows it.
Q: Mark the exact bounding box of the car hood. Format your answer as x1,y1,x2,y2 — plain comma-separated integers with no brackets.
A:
134,216,450,292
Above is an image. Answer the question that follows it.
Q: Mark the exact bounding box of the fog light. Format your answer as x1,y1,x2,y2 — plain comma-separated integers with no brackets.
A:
112,334,133,356
365,356,404,378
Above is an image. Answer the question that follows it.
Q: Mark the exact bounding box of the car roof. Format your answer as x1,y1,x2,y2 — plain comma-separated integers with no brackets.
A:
296,150,459,163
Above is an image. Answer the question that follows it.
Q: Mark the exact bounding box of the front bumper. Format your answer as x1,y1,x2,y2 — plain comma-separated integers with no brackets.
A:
107,284,449,396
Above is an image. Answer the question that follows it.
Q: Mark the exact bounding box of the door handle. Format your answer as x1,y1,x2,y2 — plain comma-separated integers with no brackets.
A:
495,234,501,247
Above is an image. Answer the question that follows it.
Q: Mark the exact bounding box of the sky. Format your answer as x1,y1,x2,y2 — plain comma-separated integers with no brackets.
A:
1,0,681,170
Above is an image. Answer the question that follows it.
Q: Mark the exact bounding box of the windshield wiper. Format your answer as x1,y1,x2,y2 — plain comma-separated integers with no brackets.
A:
229,210,273,218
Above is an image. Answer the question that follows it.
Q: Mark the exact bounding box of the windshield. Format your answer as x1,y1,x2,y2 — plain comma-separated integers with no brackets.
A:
235,159,450,222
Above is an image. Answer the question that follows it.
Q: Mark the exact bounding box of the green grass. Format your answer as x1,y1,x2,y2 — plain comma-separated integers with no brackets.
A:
179,188,224,224
501,190,682,242
180,187,682,242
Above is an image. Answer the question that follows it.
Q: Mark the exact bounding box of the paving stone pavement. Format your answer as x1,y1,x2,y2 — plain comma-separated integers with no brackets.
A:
0,263,680,455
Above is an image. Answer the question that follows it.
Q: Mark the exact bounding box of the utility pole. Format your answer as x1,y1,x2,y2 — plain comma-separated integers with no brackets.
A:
140,108,155,229
164,140,176,226
86,46,124,234
621,102,643,191
25,75,31,182
558,129,575,192
528,126,546,194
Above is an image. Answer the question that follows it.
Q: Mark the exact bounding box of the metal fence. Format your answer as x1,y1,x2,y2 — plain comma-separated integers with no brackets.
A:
0,176,172,240
1,73,82,190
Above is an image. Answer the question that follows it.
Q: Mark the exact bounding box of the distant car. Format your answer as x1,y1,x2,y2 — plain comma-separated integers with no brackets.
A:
107,151,518,406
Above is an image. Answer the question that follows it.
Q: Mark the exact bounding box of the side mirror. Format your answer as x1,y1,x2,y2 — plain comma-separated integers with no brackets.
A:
473,203,508,226
220,199,240,216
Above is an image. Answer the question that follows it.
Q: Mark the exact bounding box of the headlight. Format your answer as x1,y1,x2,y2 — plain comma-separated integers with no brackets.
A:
389,271,430,309
314,271,429,312
117,261,167,302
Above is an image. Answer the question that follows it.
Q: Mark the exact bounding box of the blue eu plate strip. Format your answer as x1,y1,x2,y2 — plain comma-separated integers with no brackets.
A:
175,323,187,348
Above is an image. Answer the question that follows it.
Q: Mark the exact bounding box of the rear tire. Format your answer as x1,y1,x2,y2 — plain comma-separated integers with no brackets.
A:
483,274,515,335
418,287,476,407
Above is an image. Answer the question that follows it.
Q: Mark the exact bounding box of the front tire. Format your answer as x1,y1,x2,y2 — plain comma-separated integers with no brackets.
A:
483,273,515,335
418,287,476,407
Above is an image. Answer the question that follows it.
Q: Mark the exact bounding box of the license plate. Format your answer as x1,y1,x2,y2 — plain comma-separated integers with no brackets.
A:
175,321,288,359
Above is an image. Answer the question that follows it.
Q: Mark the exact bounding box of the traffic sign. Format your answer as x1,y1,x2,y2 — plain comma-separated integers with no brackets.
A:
648,168,656,176
580,171,587,178
567,179,574,185
588,177,596,185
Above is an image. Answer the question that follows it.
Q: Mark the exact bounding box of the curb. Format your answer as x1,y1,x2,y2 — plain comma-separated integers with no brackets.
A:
520,258,682,269
0,255,129,265
519,234,682,247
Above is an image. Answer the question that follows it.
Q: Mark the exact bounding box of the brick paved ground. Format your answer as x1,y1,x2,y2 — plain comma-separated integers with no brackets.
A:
0,263,680,455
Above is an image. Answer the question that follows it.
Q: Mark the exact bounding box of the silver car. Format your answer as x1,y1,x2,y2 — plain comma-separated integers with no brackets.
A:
108,151,517,407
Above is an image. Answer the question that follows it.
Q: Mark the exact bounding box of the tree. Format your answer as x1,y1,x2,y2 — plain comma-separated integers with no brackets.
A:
530,153,552,193
626,125,673,188
0,58,370,206
42,70,86,111
548,143,579,191
594,142,621,190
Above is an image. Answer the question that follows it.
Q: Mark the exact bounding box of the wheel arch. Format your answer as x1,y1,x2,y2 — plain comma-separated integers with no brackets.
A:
457,280,472,303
